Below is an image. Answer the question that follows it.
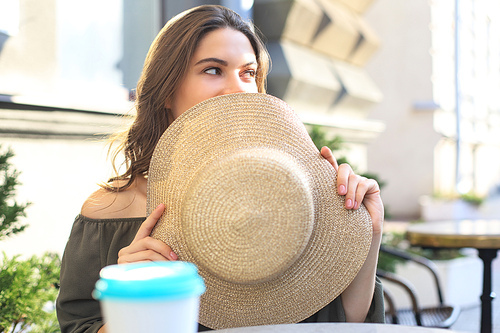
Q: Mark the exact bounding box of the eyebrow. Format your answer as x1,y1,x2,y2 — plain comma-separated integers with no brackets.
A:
194,57,257,68
195,58,228,66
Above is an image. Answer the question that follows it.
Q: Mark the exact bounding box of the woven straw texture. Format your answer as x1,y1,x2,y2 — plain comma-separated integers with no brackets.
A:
147,93,372,329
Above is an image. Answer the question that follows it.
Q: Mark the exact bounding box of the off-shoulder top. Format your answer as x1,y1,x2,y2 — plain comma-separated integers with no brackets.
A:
56,215,385,333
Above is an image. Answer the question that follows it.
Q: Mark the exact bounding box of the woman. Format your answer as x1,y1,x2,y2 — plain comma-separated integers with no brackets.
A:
56,5,384,333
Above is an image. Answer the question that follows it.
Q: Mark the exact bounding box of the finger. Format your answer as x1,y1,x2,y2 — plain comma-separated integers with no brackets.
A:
352,176,375,210
119,237,177,261
336,163,353,196
118,250,172,264
320,146,338,171
345,173,360,209
354,179,379,210
133,203,165,242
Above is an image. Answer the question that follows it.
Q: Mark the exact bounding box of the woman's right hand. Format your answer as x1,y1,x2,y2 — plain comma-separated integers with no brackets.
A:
117,204,178,263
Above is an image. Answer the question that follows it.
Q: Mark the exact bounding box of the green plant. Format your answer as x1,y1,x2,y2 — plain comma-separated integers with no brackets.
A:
308,124,389,221
0,146,30,240
308,125,348,165
377,230,464,273
0,147,59,332
460,192,485,206
377,231,407,272
0,252,61,333
307,125,387,187
433,191,485,206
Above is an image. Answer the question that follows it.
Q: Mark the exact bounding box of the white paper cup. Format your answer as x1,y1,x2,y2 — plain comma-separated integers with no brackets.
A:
93,261,206,333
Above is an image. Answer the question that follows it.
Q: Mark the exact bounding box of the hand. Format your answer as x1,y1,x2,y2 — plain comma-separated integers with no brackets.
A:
321,146,384,322
320,146,384,237
117,204,178,263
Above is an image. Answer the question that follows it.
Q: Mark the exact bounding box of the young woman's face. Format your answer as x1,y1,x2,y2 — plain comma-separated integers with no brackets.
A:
168,28,259,119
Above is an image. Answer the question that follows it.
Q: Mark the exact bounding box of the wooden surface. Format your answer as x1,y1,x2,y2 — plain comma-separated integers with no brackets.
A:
406,220,500,249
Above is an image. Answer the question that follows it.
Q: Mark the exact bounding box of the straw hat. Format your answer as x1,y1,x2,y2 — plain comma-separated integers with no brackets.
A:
147,93,372,329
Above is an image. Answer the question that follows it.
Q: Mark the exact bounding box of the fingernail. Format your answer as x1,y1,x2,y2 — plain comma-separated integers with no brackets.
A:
354,201,359,209
339,185,346,195
346,199,353,209
170,251,178,261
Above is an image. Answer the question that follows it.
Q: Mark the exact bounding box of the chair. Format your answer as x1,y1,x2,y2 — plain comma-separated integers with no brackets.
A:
377,245,461,328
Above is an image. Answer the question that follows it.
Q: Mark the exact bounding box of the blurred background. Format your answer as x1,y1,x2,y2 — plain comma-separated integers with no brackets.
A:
2,0,500,331
1,0,500,258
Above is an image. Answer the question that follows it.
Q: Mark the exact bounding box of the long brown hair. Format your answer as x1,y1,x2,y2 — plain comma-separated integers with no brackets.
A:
104,5,270,191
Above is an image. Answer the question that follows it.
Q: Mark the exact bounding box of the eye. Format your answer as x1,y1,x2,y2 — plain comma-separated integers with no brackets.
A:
204,67,221,75
242,69,256,79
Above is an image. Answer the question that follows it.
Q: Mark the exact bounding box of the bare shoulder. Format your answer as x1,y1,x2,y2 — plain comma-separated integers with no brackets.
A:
81,177,147,219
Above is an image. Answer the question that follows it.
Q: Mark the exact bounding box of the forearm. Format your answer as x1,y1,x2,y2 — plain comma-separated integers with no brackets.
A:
340,231,382,322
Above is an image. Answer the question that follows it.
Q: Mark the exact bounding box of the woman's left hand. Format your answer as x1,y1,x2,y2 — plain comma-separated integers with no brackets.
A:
320,146,384,237
320,146,384,322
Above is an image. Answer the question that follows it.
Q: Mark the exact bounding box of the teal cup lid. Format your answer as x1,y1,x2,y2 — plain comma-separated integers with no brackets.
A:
93,261,206,301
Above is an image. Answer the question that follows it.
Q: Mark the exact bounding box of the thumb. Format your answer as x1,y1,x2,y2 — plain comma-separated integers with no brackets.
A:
133,203,165,242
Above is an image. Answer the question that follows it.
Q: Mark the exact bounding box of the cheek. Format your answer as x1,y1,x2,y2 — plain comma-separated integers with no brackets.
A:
173,88,214,118
247,83,258,93
191,89,217,108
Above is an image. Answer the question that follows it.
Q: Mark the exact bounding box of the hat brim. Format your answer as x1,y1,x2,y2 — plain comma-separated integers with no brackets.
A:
147,93,372,329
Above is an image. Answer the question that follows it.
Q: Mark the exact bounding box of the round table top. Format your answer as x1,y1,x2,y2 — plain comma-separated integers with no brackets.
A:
213,323,464,332
406,219,500,249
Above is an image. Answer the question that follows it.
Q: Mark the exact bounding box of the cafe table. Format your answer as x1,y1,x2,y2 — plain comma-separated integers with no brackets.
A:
406,219,500,333
213,323,465,332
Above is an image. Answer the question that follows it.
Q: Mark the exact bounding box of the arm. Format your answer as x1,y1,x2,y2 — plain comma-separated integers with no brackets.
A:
81,180,177,264
93,205,177,333
320,147,384,323
57,182,177,333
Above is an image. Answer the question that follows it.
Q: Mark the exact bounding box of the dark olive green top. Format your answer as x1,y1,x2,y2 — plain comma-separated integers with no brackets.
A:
56,215,385,333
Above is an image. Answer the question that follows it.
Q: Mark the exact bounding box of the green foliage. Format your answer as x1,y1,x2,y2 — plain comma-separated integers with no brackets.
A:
307,125,386,188
377,230,464,273
377,232,407,273
308,125,344,152
459,192,485,206
0,146,30,241
433,191,485,206
308,125,349,166
0,252,61,333
0,147,60,332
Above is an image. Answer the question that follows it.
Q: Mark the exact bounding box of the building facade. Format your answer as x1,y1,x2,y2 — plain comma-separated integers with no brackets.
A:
365,0,500,219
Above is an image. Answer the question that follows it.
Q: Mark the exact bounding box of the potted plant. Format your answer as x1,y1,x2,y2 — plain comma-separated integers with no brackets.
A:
419,192,491,221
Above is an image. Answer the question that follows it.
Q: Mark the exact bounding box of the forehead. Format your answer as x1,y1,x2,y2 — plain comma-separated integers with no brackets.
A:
192,28,256,61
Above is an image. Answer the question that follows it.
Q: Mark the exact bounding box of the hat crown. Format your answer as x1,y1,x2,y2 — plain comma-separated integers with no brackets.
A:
182,148,315,284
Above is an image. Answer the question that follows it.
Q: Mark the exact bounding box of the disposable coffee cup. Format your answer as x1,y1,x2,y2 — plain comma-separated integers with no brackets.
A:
93,261,205,333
